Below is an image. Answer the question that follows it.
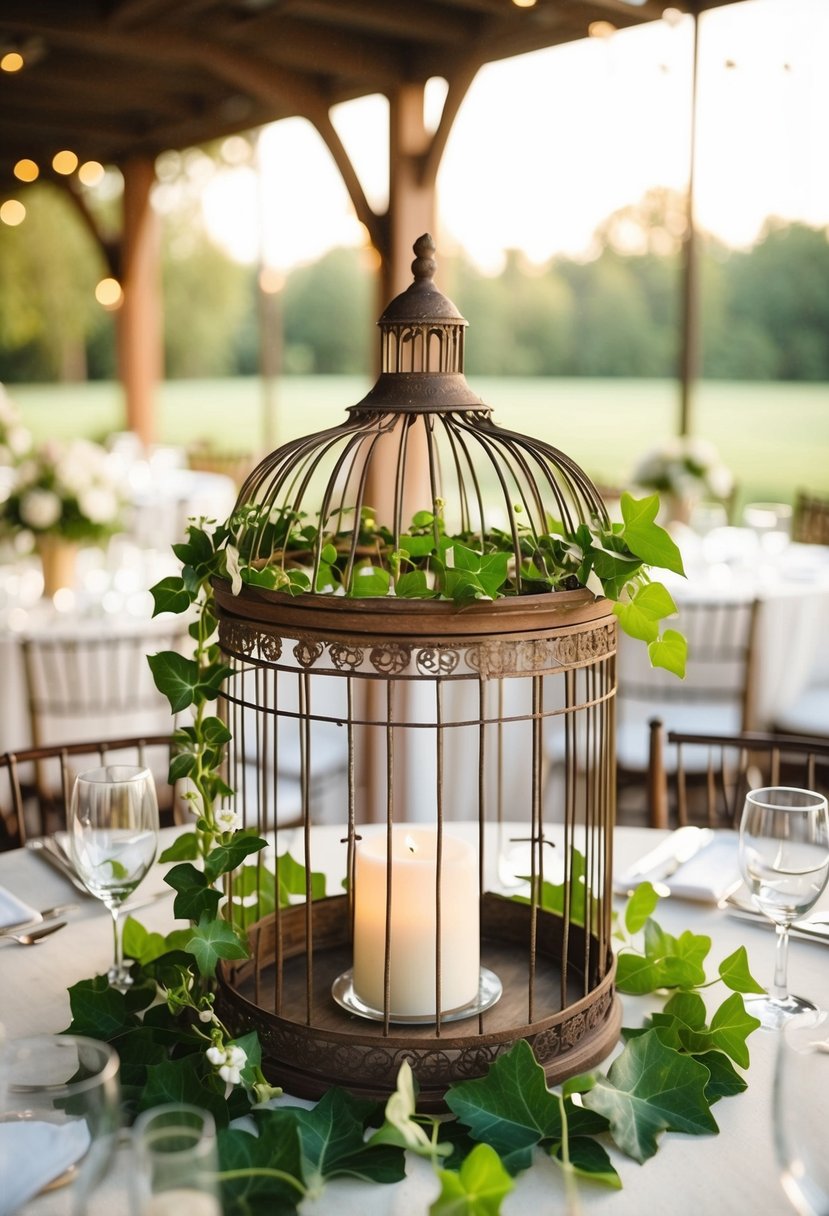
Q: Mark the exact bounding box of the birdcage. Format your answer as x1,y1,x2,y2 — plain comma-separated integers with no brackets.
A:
214,235,620,1108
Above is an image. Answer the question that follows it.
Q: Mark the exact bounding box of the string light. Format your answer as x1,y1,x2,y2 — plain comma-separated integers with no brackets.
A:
0,200,26,226
13,159,39,182
95,278,123,309
52,150,78,175
78,160,105,186
0,51,23,73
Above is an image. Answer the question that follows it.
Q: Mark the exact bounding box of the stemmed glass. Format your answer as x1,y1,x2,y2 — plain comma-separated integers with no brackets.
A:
68,764,160,991
773,1009,829,1215
738,786,829,1029
131,1103,221,1216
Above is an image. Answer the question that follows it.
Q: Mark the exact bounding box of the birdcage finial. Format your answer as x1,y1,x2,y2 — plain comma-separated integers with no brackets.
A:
411,233,436,282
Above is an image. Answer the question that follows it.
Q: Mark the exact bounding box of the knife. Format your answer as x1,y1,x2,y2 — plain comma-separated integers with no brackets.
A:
615,826,715,893
723,900,829,946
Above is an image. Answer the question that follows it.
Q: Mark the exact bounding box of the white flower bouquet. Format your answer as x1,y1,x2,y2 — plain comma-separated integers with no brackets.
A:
1,435,124,545
0,386,33,468
632,435,734,503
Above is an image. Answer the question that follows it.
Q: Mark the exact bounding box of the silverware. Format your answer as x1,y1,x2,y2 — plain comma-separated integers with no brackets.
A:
25,837,93,896
723,897,829,946
0,920,67,946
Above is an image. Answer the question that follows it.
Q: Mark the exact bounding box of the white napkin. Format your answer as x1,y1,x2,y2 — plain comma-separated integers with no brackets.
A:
0,885,39,929
0,1119,91,1215
662,833,741,903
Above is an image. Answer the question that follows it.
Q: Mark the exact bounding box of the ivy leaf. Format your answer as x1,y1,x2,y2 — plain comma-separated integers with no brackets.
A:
430,1143,515,1216
122,916,168,966
165,862,223,922
159,831,200,862
612,582,678,644
140,1053,229,1127
64,975,140,1040
147,651,201,713
717,946,766,995
185,913,249,978
614,951,662,995
444,1040,561,1174
619,492,685,575
149,575,193,616
643,921,710,989
218,1119,305,1216
260,1089,404,1188
551,1136,621,1189
395,569,436,598
582,1029,718,1162
708,992,761,1068
204,832,268,883
648,629,688,679
693,1050,748,1103
349,565,391,596
276,852,327,906
624,882,661,934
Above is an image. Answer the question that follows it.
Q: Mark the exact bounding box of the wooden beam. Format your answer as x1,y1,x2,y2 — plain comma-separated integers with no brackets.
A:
118,156,162,446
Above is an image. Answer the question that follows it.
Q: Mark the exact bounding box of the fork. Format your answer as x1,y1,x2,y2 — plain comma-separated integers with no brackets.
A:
0,921,67,946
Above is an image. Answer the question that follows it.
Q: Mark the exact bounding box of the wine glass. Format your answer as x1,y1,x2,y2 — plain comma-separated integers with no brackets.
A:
773,1008,829,1215
131,1103,221,1216
0,1033,121,1215
738,786,829,1029
68,764,160,991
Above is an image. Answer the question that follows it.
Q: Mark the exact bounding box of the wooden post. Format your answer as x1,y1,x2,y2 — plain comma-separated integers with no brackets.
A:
678,13,700,438
118,156,162,447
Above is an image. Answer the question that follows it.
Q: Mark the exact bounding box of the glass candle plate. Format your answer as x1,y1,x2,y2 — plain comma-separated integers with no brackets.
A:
331,966,502,1025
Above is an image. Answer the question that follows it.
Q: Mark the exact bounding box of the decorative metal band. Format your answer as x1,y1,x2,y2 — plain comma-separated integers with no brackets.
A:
219,986,614,1088
219,617,615,681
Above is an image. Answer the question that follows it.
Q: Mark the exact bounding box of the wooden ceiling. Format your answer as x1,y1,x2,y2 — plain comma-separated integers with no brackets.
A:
1,0,743,195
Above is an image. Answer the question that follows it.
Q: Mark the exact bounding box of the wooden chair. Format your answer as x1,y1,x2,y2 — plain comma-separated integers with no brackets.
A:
0,734,179,850
20,624,189,753
646,719,829,829
615,597,761,823
792,490,829,546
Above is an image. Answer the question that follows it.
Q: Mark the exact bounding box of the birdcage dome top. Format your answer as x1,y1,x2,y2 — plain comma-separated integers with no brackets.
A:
229,236,607,605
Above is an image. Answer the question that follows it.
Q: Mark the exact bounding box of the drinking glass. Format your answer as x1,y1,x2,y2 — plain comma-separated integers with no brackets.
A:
0,1033,120,1215
773,1009,829,1215
743,501,793,561
131,1103,221,1216
68,765,160,991
738,786,829,1028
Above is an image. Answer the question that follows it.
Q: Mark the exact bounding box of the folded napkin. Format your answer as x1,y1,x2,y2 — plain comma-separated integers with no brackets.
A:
662,833,741,902
0,1119,91,1215
615,829,741,904
0,885,39,929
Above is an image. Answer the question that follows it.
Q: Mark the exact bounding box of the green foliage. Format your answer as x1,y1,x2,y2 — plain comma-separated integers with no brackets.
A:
226,494,686,673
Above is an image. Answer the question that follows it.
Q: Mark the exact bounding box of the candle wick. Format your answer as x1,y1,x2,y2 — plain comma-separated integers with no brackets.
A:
404,834,418,854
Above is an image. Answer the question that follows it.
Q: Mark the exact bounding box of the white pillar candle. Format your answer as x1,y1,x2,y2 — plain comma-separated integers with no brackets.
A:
352,827,479,1018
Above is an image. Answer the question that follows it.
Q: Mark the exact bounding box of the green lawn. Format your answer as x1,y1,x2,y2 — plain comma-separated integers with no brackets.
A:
11,376,829,512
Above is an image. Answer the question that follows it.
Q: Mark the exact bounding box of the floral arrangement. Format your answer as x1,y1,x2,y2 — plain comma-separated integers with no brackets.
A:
0,435,124,545
632,436,733,505
0,386,33,468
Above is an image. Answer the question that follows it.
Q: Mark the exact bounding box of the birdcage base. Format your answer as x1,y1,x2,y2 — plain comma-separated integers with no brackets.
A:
217,894,621,1110
331,966,503,1025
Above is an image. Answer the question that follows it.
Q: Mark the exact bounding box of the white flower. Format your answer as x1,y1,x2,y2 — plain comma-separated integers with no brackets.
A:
20,488,62,530
198,1007,216,1024
78,485,119,524
215,806,242,834
7,426,31,458
225,543,242,596
206,1042,247,1087
206,1045,225,1067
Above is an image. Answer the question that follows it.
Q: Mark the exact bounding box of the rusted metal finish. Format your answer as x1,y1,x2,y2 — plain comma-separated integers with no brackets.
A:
215,236,619,1102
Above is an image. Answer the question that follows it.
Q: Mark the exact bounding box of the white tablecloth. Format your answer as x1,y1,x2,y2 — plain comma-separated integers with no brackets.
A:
1,823,827,1215
619,528,829,732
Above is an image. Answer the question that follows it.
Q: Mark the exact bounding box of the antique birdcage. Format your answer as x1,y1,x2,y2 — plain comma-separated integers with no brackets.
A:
214,235,620,1108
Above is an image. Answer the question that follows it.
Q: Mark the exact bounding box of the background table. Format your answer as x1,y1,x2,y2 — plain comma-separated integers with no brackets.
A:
1,824,826,1215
